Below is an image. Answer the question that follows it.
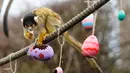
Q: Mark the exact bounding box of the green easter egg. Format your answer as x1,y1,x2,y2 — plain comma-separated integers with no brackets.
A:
118,10,126,21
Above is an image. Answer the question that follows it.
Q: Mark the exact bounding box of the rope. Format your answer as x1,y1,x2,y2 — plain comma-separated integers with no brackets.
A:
0,0,110,73
57,29,65,67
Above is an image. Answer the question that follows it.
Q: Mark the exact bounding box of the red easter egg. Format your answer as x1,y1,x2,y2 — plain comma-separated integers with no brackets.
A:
82,35,99,57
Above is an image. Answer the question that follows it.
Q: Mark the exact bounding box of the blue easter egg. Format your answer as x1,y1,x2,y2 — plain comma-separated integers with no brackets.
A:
118,10,126,21
81,14,94,30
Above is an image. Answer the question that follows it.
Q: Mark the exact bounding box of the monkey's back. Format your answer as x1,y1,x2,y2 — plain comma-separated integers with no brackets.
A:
32,7,63,33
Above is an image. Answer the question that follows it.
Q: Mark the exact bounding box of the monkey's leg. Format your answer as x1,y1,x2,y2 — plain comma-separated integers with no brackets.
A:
35,31,47,46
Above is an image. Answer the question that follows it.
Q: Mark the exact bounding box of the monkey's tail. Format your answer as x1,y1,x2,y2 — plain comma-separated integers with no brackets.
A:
3,0,13,37
63,32,102,72
64,32,97,59
63,32,82,52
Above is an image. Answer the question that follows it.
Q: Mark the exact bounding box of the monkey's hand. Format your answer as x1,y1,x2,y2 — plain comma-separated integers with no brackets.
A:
24,31,34,40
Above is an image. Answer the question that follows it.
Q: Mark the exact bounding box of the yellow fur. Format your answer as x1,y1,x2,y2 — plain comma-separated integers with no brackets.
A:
24,7,82,52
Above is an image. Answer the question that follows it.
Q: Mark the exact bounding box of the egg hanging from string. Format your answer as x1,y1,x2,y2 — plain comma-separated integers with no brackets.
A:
82,35,99,57
54,67,63,73
27,44,54,61
118,10,126,21
81,14,94,30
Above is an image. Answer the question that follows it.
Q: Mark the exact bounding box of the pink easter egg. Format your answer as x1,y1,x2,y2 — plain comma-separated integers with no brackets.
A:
82,35,99,57
54,67,63,73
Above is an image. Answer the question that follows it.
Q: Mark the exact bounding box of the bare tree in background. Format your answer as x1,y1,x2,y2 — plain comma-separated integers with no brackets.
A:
0,0,130,73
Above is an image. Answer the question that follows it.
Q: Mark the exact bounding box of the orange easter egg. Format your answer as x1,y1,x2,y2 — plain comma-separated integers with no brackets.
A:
82,35,99,57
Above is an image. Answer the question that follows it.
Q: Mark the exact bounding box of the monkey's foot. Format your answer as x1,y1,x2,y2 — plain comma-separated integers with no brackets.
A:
35,38,44,46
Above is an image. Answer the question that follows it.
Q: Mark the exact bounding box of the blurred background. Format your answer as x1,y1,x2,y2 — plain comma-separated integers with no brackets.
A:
0,0,130,73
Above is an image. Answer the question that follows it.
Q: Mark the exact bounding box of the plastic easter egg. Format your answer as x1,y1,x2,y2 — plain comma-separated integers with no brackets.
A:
82,35,99,57
54,67,63,73
27,44,54,61
118,10,126,21
81,14,94,30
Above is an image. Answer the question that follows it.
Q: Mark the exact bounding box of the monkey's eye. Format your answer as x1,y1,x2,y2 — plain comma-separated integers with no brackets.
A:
24,25,28,28
30,24,33,27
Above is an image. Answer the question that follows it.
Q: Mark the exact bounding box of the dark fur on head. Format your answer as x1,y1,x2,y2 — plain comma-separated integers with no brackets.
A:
22,13,37,27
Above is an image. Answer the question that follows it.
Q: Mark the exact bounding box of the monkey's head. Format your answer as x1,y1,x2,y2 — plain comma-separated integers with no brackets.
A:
21,13,39,40
21,13,37,31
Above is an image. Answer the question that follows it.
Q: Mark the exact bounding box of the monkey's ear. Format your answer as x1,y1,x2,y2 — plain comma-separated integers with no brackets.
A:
34,16,38,22
21,18,23,23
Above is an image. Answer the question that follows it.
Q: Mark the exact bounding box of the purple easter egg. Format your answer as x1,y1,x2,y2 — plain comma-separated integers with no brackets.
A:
54,67,63,73
27,44,54,61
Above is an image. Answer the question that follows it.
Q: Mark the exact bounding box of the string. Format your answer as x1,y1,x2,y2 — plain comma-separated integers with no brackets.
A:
92,12,97,35
92,1,98,35
84,0,90,7
0,53,17,73
87,0,89,7
57,28,65,67
9,53,17,73
0,67,11,73
119,0,122,10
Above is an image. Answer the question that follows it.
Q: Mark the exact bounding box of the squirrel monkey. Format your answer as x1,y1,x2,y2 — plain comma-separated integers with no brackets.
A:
21,7,81,52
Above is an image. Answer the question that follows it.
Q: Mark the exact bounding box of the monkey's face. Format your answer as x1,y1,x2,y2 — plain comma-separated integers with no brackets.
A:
21,13,38,40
